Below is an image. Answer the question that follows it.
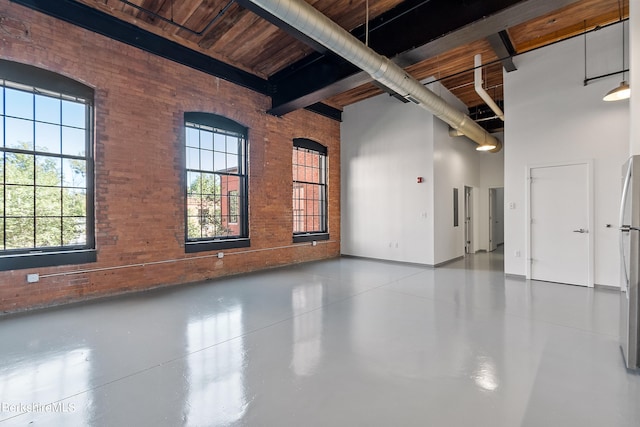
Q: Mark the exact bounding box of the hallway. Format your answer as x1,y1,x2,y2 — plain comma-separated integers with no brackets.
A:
1,251,638,426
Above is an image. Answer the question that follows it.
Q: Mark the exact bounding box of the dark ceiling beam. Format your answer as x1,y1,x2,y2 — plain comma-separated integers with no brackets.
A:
259,0,581,115
304,102,342,122
10,0,269,94
487,31,518,72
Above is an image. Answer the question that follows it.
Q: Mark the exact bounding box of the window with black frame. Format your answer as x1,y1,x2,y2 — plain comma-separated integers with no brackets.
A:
0,60,95,270
184,112,249,252
292,138,328,243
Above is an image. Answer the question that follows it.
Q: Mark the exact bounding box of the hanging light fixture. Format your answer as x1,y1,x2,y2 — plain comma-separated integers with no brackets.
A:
604,0,630,101
603,80,630,101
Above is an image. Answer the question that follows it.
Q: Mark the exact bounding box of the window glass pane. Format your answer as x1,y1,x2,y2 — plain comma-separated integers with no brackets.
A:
214,133,225,152
35,94,61,124
63,188,86,217
61,100,85,128
6,185,33,216
186,127,199,148
36,217,61,247
0,118,4,147
201,150,214,172
0,219,4,251
0,157,4,185
0,86,3,115
5,117,33,150
187,196,201,217
200,130,213,151
187,171,201,194
227,136,238,155
226,154,238,171
63,217,86,245
186,147,199,170
6,217,34,249
35,122,61,154
62,158,86,188
61,127,85,156
187,216,201,239
36,155,62,186
5,88,33,120
214,155,226,172
36,187,62,216
200,173,219,195
5,153,34,185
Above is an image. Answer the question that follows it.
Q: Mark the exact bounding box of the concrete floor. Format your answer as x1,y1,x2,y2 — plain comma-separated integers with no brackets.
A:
1,250,639,426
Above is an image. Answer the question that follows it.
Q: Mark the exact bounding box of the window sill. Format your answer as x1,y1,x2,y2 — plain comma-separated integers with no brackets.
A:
0,249,97,271
185,238,250,253
293,233,330,243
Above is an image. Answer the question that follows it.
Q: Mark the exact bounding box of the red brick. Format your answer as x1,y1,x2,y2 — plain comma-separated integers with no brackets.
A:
0,1,340,313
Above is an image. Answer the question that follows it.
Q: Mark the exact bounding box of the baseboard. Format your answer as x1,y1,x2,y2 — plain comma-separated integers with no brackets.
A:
340,254,433,269
433,256,464,267
594,283,620,292
505,273,526,280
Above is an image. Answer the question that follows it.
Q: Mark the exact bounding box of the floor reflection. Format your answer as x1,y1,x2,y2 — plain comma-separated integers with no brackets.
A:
186,305,247,425
0,347,92,421
473,355,499,392
291,283,324,377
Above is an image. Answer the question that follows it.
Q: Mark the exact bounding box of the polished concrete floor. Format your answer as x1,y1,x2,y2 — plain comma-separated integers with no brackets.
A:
1,250,639,426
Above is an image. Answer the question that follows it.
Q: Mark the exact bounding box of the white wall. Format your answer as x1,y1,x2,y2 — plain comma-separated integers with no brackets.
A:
504,23,629,286
341,82,503,265
341,94,435,264
632,1,640,154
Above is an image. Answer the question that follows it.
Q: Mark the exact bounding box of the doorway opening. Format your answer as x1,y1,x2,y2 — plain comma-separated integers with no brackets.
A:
464,186,473,255
489,187,504,252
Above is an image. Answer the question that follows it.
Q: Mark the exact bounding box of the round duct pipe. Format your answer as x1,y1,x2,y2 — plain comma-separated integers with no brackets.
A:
247,0,501,152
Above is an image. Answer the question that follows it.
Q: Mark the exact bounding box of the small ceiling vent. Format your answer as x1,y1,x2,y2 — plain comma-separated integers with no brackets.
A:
404,95,420,104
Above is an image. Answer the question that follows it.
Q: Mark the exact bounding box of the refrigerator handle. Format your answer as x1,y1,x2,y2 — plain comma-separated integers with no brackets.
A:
620,159,633,288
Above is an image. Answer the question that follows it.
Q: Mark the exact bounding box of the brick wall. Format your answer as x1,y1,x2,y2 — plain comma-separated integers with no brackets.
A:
0,0,341,313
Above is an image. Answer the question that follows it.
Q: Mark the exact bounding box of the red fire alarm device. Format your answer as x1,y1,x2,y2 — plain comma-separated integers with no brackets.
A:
417,177,423,183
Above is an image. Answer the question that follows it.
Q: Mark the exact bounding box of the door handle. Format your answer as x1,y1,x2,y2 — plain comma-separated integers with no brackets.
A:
572,228,588,233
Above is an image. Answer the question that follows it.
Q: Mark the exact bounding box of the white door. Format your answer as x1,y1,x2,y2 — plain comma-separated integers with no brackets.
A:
530,163,591,286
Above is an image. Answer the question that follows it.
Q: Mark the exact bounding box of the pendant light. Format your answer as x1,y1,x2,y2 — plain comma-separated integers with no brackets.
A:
604,1,630,101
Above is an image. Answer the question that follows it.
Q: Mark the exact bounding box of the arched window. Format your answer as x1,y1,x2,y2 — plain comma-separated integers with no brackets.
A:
184,112,249,252
292,138,328,243
0,60,95,270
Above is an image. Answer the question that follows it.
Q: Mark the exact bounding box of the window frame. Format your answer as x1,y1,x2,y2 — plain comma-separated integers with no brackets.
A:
184,112,250,253
292,138,329,244
0,60,96,271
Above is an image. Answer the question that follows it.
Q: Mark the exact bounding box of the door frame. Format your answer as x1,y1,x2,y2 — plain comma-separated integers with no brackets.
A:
525,159,595,287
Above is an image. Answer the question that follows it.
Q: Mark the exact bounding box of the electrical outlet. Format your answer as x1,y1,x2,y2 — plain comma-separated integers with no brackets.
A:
27,273,39,283
312,241,317,246
515,250,521,258
217,252,224,259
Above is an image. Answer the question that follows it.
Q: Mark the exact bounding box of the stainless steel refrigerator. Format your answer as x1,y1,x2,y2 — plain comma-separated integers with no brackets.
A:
619,156,640,370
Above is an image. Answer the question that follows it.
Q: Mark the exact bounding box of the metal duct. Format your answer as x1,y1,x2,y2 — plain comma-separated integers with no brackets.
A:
474,54,505,121
247,0,501,152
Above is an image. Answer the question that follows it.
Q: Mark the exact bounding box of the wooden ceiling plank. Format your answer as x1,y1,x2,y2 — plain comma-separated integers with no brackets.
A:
509,0,627,52
198,4,250,49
